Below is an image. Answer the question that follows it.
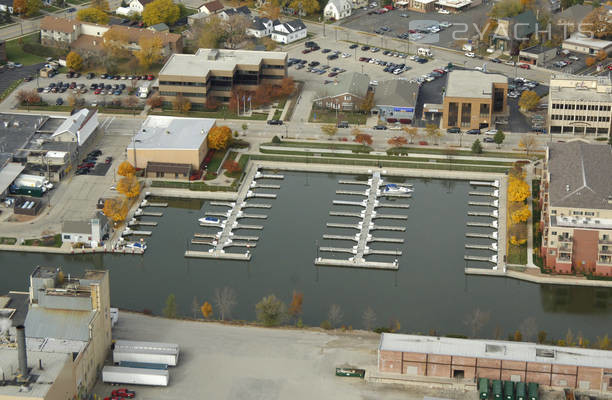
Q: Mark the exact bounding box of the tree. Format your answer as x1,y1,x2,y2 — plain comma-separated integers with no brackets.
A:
288,291,303,320
463,308,490,338
208,125,232,150
223,160,241,173
196,15,225,49
191,296,199,318
162,293,177,318
581,7,612,39
201,301,213,319
585,57,596,67
142,0,179,26
255,294,287,326
172,94,191,114
66,51,83,71
471,139,483,154
513,330,523,341
511,204,531,224
425,123,443,144
90,0,109,10
213,287,237,320
16,89,40,105
359,91,375,113
134,36,163,69
596,334,610,350
223,15,248,49
102,198,128,222
508,176,530,202
362,306,377,330
597,49,607,61
328,304,343,328
403,126,419,143
147,93,162,108
278,77,295,97
103,29,130,57
493,130,505,148
241,123,248,136
76,7,109,24
123,95,139,115
67,93,84,108
24,0,41,16
489,0,523,18
518,90,540,111
117,175,140,198
288,0,319,14
354,133,373,146
13,0,26,14
260,1,281,19
519,134,537,155
320,124,338,138
388,136,408,147
537,330,547,344
117,160,135,176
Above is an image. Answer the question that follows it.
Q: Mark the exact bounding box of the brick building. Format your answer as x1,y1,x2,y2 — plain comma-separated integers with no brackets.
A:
313,72,370,112
378,333,612,392
442,70,508,130
539,141,612,276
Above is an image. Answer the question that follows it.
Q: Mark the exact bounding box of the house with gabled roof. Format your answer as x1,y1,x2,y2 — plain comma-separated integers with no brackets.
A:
324,0,351,20
271,19,307,44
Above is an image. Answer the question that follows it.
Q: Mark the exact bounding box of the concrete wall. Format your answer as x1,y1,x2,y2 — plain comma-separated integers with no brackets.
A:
45,354,77,400
127,147,204,170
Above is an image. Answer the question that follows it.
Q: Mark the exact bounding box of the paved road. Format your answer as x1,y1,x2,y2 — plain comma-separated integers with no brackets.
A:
94,311,477,400
0,63,44,94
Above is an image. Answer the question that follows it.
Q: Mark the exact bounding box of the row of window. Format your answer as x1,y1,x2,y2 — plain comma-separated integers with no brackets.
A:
159,91,205,98
159,81,206,87
550,114,610,122
262,64,286,70
552,103,611,111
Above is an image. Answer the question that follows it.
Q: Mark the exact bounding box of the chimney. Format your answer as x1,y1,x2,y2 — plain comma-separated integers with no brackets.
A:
17,325,28,378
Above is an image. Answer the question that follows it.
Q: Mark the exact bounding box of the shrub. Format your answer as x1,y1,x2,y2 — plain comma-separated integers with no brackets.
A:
272,135,281,144
320,320,332,330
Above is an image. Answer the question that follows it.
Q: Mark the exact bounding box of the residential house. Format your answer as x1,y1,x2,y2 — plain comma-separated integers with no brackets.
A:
491,10,537,53
128,0,154,14
247,16,274,38
188,11,210,26
50,109,99,148
562,33,612,56
554,4,593,38
442,70,508,130
271,19,307,44
547,74,612,136
435,0,472,13
148,22,170,33
372,79,419,124
540,141,612,276
218,6,251,20
351,0,367,8
313,72,370,111
198,0,224,14
394,0,436,13
0,0,13,14
324,0,352,20
61,212,110,246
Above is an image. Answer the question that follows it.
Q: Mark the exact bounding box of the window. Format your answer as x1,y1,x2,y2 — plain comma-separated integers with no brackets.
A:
572,211,583,215
63,234,71,239
344,95,351,101
585,212,595,216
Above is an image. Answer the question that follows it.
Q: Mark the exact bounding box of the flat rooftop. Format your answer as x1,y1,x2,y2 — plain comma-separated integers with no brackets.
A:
0,114,46,162
159,48,287,78
445,70,507,99
0,348,71,398
379,333,612,369
132,116,216,150
564,33,612,50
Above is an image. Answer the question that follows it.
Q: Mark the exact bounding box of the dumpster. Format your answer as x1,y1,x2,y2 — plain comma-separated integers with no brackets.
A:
504,380,514,400
479,378,490,400
529,382,539,400
492,380,503,400
516,382,526,400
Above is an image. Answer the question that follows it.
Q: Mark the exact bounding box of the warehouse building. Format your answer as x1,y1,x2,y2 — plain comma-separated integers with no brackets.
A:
378,333,612,392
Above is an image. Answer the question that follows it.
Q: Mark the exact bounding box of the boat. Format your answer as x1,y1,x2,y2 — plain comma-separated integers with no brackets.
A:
199,216,221,224
335,367,366,378
382,184,412,193
125,241,147,250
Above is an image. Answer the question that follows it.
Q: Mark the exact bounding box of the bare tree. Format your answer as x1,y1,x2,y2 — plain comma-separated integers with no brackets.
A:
328,304,343,328
362,306,377,331
191,296,199,319
224,15,248,49
519,317,538,342
463,308,490,338
214,287,237,321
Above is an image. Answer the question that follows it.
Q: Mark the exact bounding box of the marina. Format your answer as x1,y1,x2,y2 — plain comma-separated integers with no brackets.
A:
465,179,502,271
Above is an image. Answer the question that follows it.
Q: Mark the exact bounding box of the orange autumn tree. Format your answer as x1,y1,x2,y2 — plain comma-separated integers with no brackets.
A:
201,301,213,319
223,160,241,173
117,160,135,177
388,136,408,147
207,125,232,150
102,198,129,222
288,291,303,320
354,133,373,146
117,175,141,198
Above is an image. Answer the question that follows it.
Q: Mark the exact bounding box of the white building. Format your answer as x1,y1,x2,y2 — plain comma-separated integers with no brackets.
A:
324,0,352,20
61,212,110,246
128,0,153,14
247,16,274,38
271,19,307,44
562,33,612,56
50,109,99,147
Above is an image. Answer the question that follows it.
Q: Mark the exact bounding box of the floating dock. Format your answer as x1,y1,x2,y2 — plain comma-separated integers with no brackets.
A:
464,255,498,263
185,250,251,260
242,203,272,209
338,180,370,186
134,209,163,217
250,182,281,189
470,180,499,188
210,201,234,207
468,200,499,208
336,190,367,196
465,243,498,251
122,230,152,236
469,190,499,197
254,172,284,180
315,257,398,270
332,200,365,207
467,221,498,228
371,225,406,232
371,213,408,220
329,212,362,218
466,232,498,240
327,223,360,230
376,202,410,209
140,200,168,208
128,220,157,227
468,210,499,218
246,191,276,199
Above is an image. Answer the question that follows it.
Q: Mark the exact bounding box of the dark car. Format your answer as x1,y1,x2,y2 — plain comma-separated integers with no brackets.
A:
86,72,96,79
305,41,318,48
447,127,460,133
267,119,283,125
327,54,339,60
75,168,89,175
322,48,331,53
36,87,44,93
56,97,63,105
373,125,387,130
483,137,495,143
105,156,113,164
24,76,33,82
337,121,349,128
466,129,481,135
89,150,102,157
349,44,358,49
361,46,370,51
490,58,502,63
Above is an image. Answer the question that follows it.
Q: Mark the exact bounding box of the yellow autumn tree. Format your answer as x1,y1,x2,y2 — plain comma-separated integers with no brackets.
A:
511,204,531,224
102,198,129,222
201,301,213,319
117,160,135,177
207,125,232,150
508,176,530,202
117,175,140,198
66,51,83,71
133,36,163,69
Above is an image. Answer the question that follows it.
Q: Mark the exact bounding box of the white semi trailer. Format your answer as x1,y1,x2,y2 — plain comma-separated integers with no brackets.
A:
102,366,169,386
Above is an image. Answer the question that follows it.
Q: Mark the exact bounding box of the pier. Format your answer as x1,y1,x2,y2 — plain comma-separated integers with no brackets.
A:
140,200,168,208
466,232,498,240
134,209,163,217
122,230,152,236
468,210,498,218
371,213,408,220
371,225,406,232
332,200,366,207
254,172,284,180
464,255,498,263
246,191,276,199
338,180,370,186
379,192,412,198
250,182,281,189
329,212,362,218
326,223,360,230
185,250,251,260
470,180,499,188
376,202,410,209
210,201,234,207
315,257,398,270
469,190,499,197
128,220,157,227
465,243,498,251
242,203,272,209
468,200,499,208
336,190,367,196
323,234,358,241
467,221,498,228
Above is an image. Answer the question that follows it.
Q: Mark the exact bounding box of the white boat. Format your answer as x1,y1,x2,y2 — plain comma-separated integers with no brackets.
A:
125,241,147,250
199,216,221,224
383,184,412,193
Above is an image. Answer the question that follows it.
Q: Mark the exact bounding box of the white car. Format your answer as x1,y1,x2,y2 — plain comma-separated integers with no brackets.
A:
341,52,351,58
369,80,378,86
465,52,476,58
504,60,515,66
474,66,483,71
485,129,498,135
438,8,450,14
568,55,579,61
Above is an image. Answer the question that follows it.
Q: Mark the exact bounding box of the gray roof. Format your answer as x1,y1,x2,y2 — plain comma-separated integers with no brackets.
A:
547,141,612,210
149,23,169,31
555,4,592,22
499,10,537,38
25,307,95,341
0,162,25,193
519,44,555,55
315,72,370,99
379,333,612,369
250,16,271,30
326,0,348,11
445,70,507,99
62,220,92,234
273,19,306,35
2,291,29,326
133,116,215,150
374,79,419,107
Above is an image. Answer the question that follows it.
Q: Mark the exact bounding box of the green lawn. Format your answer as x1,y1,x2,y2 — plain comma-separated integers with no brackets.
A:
23,234,62,247
207,148,228,174
153,107,268,121
6,33,47,65
0,237,17,245
309,108,367,125
388,146,540,159
0,79,23,101
265,140,372,152
507,244,527,265
273,109,282,120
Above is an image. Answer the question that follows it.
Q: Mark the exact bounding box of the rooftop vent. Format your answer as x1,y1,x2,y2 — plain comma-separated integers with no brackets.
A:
207,49,220,61
485,344,506,353
566,184,570,192
536,348,555,358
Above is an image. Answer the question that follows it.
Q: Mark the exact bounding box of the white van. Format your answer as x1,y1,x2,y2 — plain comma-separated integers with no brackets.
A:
417,48,432,57
462,44,473,52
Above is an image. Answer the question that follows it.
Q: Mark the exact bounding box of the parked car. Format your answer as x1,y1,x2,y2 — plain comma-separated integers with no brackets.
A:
373,125,387,130
349,44,358,49
465,52,476,58
267,119,283,125
518,63,530,69
483,137,495,143
466,129,481,135
447,127,460,133
337,121,349,128
55,97,63,105
484,129,498,135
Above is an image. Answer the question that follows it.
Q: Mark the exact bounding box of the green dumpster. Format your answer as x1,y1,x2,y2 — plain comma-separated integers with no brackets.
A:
528,382,539,400
504,381,514,400
515,382,526,400
479,378,490,400
492,380,503,400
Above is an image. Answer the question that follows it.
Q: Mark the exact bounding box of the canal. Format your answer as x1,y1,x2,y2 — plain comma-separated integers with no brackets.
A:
1,171,610,340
